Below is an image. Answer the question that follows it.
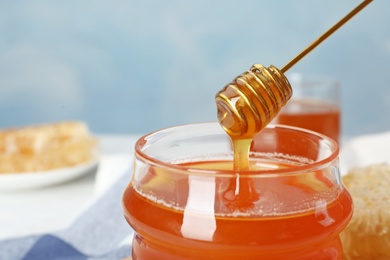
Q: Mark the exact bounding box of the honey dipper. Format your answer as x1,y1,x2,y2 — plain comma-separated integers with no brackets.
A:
216,0,373,140
216,0,373,210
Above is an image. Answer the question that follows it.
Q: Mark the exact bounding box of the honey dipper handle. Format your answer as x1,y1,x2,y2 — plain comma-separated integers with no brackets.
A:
281,0,373,73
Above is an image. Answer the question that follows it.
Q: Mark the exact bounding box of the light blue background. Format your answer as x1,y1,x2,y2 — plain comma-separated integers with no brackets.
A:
0,0,389,136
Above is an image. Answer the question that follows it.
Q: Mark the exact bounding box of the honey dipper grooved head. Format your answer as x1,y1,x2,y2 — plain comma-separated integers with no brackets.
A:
215,64,293,139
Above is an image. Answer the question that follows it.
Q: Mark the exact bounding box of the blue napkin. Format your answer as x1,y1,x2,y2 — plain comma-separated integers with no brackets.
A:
0,170,134,260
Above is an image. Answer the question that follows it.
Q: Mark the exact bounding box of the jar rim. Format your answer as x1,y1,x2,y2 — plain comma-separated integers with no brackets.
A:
134,122,339,178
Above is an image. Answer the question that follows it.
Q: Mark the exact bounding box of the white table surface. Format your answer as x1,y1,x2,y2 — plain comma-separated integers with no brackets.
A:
0,134,140,241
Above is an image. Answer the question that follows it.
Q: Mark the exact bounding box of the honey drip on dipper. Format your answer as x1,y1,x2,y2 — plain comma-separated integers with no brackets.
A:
216,0,372,209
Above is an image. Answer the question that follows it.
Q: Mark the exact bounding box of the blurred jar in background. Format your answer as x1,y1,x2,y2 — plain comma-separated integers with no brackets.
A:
273,73,341,144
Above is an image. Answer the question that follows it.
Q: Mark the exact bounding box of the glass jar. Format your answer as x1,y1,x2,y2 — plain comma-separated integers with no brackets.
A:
122,122,352,259
274,73,341,144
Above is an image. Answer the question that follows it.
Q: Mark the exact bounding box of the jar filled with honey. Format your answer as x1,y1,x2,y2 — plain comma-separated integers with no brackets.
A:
122,122,352,259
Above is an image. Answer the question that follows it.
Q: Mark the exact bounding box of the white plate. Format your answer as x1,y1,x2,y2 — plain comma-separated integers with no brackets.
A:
0,158,99,191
